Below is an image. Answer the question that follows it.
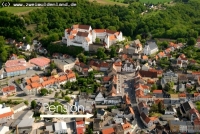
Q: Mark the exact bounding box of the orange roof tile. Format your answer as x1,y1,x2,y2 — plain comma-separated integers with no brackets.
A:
31,82,41,88
102,127,115,134
113,62,122,66
109,35,116,40
194,93,200,97
192,72,200,75
122,123,131,130
142,55,148,60
25,85,32,90
69,35,75,39
179,93,186,97
125,45,129,49
30,76,40,83
0,111,14,119
93,29,106,33
5,65,26,73
153,90,162,94
2,86,15,93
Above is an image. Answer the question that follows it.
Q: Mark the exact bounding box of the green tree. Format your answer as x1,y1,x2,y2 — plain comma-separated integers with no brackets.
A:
65,81,72,89
151,84,157,91
24,100,29,106
110,46,117,58
65,96,71,102
54,92,59,98
136,34,141,40
95,38,100,43
187,37,196,46
31,100,37,109
40,88,48,96
97,48,106,60
65,90,69,95
77,53,87,63
50,61,56,70
25,36,31,44
164,82,174,92
61,92,65,98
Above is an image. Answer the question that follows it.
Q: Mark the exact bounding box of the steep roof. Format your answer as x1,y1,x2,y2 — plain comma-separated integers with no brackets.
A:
146,41,158,50
2,86,15,93
76,31,89,37
102,126,115,134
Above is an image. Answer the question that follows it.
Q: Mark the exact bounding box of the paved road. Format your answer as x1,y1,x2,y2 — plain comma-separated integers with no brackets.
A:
122,73,146,131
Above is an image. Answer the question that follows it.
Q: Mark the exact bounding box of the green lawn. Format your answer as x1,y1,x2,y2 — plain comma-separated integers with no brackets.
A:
0,7,40,14
139,0,171,4
89,0,128,6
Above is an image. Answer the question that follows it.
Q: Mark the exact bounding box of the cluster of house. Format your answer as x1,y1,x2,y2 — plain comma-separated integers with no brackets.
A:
0,101,86,134
131,64,200,132
22,70,76,95
62,24,125,51
0,56,51,79
5,39,31,51
0,102,34,134
71,91,136,134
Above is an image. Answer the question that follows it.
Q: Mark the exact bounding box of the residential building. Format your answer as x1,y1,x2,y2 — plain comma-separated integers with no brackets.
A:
101,126,115,134
160,115,176,121
76,121,85,134
100,62,110,72
95,92,105,104
54,122,67,134
10,54,18,60
180,101,195,116
143,41,158,55
122,62,140,72
53,58,76,72
104,96,122,105
161,70,178,88
22,44,31,51
112,61,122,72
138,70,158,79
187,121,194,133
12,102,27,113
169,120,180,133
24,71,76,95
17,118,34,134
0,126,9,134
75,61,93,75
140,112,157,127
157,51,165,59
141,63,151,71
97,109,107,120
0,105,14,121
2,85,16,96
152,90,163,98
131,39,143,52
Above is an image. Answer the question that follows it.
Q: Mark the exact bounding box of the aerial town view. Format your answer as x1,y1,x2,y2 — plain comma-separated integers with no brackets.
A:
0,0,200,134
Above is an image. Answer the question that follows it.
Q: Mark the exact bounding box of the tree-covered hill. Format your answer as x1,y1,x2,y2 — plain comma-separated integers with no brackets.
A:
0,0,200,42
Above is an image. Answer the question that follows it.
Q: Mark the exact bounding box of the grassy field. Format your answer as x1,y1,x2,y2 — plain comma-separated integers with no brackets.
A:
89,0,128,6
139,0,171,4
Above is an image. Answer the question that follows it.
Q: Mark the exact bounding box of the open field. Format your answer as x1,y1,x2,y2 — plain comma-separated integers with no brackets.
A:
139,0,171,4
89,0,128,6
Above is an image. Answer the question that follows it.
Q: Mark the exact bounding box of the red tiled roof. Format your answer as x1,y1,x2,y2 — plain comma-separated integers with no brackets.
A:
5,58,26,68
113,62,122,66
29,57,50,67
109,35,116,40
31,82,41,88
25,85,32,90
103,76,112,82
179,93,186,97
153,90,162,94
129,106,134,114
122,123,131,130
102,127,115,134
30,76,40,83
2,86,15,93
192,72,200,75
5,66,26,73
0,111,14,119
142,55,148,60
93,29,106,33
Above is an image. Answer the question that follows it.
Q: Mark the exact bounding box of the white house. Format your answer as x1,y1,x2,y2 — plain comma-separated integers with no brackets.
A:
22,44,31,51
0,126,9,134
12,102,27,114
143,41,158,55
0,105,14,121
54,122,67,134
62,25,125,51
95,92,105,103
141,63,151,71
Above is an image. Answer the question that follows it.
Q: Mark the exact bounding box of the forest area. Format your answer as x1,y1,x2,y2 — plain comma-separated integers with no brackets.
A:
0,0,200,53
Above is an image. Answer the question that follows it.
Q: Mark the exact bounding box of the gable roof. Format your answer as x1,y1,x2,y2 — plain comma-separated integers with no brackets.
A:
153,90,162,94
2,86,15,93
139,70,157,78
73,24,90,30
140,112,151,124
76,31,89,37
146,41,158,50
